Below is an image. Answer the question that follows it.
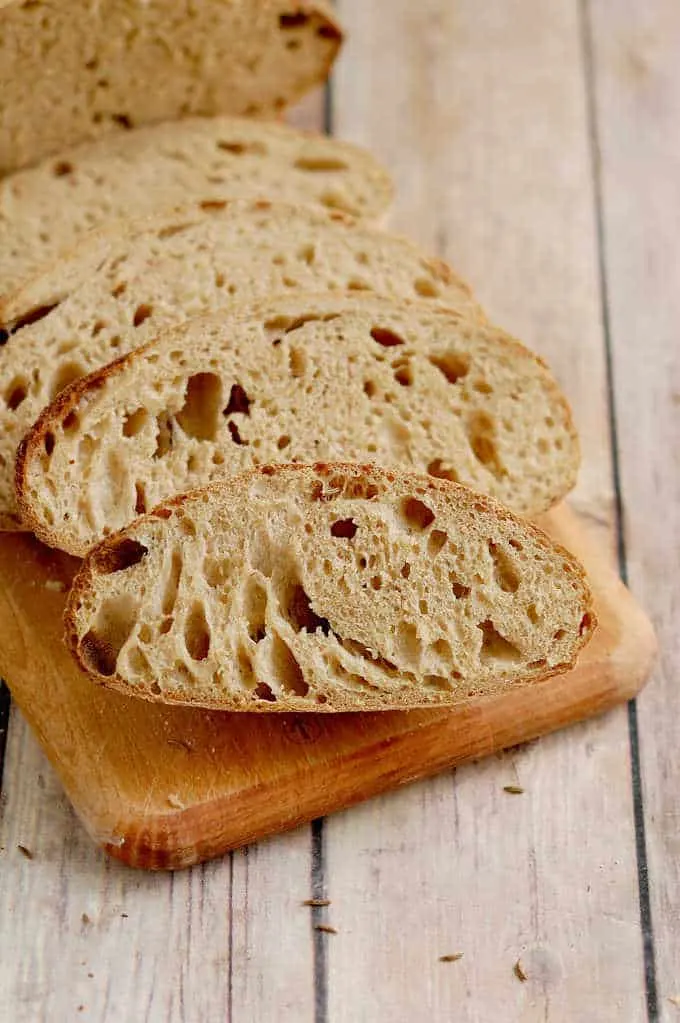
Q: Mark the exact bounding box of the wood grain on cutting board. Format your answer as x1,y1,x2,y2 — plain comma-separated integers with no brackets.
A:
0,504,655,870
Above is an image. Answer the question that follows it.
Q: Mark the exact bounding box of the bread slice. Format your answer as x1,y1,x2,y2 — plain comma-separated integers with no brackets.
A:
0,200,480,529
17,295,579,556
64,462,596,712
0,0,342,176
0,116,393,293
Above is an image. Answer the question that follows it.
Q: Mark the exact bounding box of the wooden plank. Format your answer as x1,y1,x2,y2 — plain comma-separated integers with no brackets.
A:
587,0,680,1013
327,1,647,1019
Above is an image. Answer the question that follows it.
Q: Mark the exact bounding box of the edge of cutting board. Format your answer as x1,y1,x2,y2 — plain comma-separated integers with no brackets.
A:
0,504,656,870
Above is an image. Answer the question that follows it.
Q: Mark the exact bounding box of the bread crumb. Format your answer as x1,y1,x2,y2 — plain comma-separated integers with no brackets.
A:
121,913,129,918
303,898,331,907
439,953,464,963
503,785,525,795
81,913,91,925
513,959,528,982
314,924,337,934
45,579,66,592
17,844,33,859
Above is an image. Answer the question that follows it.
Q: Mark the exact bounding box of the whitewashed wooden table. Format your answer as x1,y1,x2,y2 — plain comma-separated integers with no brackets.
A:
0,2,676,1020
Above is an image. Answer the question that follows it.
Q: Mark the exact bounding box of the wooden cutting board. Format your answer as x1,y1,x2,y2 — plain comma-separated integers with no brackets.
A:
0,504,656,870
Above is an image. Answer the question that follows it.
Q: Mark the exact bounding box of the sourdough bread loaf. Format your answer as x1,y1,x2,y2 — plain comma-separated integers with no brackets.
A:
17,295,579,556
0,0,342,175
0,117,393,292
65,462,596,712
0,200,479,528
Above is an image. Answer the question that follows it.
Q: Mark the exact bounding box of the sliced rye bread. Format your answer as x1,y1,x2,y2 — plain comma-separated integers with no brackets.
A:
0,200,480,529
0,116,394,293
64,462,596,712
17,295,579,557
0,0,342,176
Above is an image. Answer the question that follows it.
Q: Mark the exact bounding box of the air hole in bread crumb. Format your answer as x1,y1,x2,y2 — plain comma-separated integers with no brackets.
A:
428,529,448,556
244,578,267,642
162,549,182,615
80,630,117,677
199,200,227,213
394,362,413,386
330,518,357,539
294,155,349,172
53,160,74,177
185,603,211,661
270,633,309,696
5,379,27,411
8,301,59,333
44,432,55,456
371,326,404,348
123,408,149,438
279,11,309,27
277,435,291,450
176,373,222,441
527,603,540,624
370,575,382,590
227,422,245,445
400,563,411,579
467,413,504,479
414,277,440,298
399,497,435,531
509,538,523,551
553,628,566,641
449,573,470,599
396,621,422,668
478,620,521,663
488,541,520,593
134,482,146,515
224,383,252,416
285,584,330,635
51,361,84,400
348,278,371,292
432,638,452,663
159,617,173,635
363,380,376,398
427,459,458,483
579,613,592,635
237,645,256,689
288,347,307,378
424,675,451,691
62,410,78,432
474,379,493,394
255,682,277,702
429,351,469,385
298,244,316,264
132,303,153,328
154,414,174,458
111,281,127,298
94,538,148,574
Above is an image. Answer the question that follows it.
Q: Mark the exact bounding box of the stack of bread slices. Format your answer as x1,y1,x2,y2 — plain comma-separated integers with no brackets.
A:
0,0,595,713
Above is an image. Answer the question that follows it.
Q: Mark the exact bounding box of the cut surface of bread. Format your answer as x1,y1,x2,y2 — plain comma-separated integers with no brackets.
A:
0,117,393,292
0,200,479,528
18,296,579,556
0,0,342,176
65,463,596,712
